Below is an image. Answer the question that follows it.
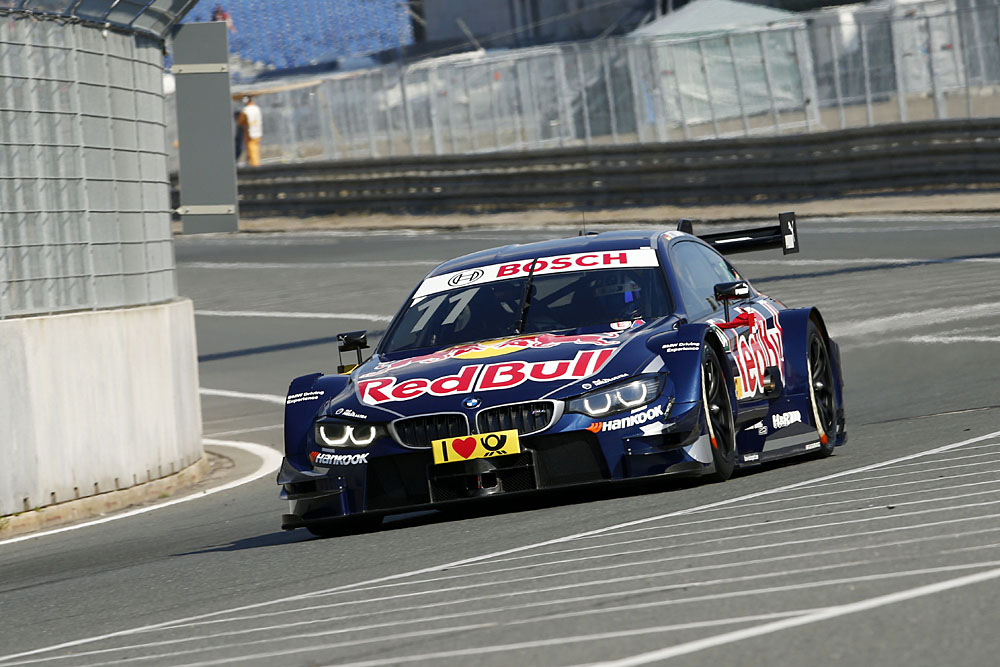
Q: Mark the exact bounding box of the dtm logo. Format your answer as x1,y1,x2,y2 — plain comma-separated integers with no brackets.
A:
447,269,484,287
771,410,802,430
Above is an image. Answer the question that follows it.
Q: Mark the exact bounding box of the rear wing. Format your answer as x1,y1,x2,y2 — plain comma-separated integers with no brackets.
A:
677,212,800,256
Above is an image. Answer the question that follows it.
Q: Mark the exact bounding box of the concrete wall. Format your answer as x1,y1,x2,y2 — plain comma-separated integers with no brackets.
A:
0,300,202,516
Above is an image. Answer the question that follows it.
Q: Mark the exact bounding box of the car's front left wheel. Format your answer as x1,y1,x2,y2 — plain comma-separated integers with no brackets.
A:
806,321,839,458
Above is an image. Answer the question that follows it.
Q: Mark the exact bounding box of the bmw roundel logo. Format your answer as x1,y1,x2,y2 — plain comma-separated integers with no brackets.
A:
462,396,481,409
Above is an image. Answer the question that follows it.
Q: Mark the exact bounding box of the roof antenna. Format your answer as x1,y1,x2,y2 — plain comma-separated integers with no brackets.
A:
579,211,587,236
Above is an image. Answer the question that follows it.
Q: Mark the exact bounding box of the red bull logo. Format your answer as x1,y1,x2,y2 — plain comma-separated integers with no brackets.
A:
357,348,615,405
728,305,784,399
364,332,621,376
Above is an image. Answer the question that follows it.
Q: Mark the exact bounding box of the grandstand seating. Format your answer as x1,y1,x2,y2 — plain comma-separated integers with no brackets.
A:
182,0,413,71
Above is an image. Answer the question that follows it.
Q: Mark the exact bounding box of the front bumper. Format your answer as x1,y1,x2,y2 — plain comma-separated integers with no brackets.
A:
279,399,707,530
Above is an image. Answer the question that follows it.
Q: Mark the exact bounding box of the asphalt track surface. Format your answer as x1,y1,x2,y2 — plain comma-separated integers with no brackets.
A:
2,215,1000,666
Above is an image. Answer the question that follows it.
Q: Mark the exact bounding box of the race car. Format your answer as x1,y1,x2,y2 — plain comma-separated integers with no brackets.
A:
278,213,846,536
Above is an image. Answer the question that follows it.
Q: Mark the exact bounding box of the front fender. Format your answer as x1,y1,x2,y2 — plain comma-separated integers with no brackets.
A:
775,307,830,397
648,323,737,409
284,372,351,465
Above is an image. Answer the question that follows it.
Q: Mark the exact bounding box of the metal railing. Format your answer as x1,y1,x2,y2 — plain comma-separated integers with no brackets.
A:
222,0,1000,166
1,1,198,40
230,118,1000,215
1,14,176,319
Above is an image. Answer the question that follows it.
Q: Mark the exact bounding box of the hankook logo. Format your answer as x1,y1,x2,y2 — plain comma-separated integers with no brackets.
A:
447,269,484,287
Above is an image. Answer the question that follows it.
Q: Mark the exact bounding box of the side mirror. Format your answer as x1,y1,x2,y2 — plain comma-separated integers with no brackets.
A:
337,330,368,352
337,330,368,374
713,281,750,321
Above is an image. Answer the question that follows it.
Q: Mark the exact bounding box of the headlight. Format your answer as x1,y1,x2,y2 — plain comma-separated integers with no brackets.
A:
567,376,661,417
315,422,385,447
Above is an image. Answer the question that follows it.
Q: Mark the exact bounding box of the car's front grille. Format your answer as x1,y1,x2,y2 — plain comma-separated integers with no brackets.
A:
392,413,469,449
476,401,556,435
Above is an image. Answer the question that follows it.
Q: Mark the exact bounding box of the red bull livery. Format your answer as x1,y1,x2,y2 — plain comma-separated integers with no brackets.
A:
278,214,847,537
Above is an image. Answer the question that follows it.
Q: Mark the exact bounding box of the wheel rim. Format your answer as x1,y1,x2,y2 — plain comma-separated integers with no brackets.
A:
703,354,734,455
808,334,836,438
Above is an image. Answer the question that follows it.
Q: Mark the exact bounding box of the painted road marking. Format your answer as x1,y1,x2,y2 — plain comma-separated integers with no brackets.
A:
0,440,282,548
49,562,1000,667
592,564,1000,666
737,257,1000,266
204,423,283,438
198,388,286,405
2,429,998,663
830,301,1000,338
465,473,1000,567
195,309,393,322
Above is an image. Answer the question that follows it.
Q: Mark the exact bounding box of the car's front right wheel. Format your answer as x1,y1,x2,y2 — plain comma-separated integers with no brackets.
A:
701,345,736,481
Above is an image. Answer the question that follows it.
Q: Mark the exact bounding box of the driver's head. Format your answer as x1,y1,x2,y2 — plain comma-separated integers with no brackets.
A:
490,280,523,310
593,275,642,320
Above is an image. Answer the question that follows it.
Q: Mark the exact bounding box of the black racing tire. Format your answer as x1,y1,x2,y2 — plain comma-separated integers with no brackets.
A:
306,514,382,538
701,345,737,482
806,321,839,458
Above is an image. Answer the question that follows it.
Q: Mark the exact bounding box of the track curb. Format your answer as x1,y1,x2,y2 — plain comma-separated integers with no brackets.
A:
0,455,211,539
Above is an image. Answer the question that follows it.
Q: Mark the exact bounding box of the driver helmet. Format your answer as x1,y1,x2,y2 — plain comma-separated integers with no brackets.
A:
593,275,642,321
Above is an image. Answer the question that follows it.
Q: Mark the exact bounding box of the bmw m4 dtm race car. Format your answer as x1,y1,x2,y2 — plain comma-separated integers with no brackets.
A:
278,213,847,536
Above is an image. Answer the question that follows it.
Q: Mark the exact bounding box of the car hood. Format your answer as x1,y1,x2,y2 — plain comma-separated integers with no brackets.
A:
345,330,654,414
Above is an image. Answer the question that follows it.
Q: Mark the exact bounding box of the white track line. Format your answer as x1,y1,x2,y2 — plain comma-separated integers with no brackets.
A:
0,610,813,667
106,562,1000,667
830,302,1000,338
302,612,819,667
2,428,998,664
204,423,283,438
0,440,282,548
283,504,1000,599
592,564,1000,666
462,477,1000,568
907,335,1000,344
737,257,1000,266
195,309,392,322
94,526,995,650
199,388,286,405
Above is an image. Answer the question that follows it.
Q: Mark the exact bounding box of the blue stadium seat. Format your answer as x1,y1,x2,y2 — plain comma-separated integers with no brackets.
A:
181,0,413,71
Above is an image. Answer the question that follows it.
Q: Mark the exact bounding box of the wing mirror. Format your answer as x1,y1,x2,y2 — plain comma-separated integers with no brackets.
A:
337,330,368,374
713,281,750,321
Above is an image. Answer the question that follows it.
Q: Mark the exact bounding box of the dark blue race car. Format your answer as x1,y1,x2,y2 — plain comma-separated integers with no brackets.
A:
278,214,847,536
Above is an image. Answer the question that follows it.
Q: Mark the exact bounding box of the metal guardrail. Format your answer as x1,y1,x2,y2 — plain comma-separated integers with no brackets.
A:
171,119,1000,217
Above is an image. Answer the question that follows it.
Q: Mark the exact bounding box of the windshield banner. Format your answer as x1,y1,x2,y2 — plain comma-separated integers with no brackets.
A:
413,248,659,300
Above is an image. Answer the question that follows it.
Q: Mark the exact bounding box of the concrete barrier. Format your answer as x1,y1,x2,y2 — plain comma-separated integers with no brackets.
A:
0,300,202,516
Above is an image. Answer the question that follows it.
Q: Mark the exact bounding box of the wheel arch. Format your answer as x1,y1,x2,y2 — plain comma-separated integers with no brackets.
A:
667,323,739,420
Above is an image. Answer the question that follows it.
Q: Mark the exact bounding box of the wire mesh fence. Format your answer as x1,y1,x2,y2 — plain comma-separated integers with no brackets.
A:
226,0,1000,166
0,13,176,319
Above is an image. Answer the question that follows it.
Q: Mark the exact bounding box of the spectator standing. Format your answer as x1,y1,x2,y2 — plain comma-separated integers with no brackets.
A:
211,4,236,33
237,95,263,166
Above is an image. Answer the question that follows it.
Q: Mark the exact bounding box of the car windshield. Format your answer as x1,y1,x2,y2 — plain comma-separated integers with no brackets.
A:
380,267,673,354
